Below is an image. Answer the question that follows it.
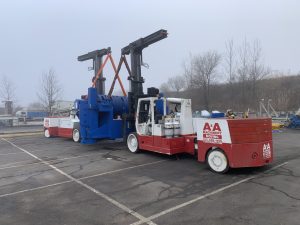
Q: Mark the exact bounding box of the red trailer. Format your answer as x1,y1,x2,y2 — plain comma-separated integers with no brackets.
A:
195,117,272,172
43,113,80,142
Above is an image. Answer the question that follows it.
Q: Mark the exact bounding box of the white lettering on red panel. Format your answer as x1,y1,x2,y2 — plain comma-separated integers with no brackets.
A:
203,122,223,144
263,143,271,159
194,118,231,144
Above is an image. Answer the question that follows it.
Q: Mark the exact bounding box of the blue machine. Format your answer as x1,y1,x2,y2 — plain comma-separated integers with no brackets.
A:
77,87,129,144
211,112,225,118
76,31,167,144
287,115,300,129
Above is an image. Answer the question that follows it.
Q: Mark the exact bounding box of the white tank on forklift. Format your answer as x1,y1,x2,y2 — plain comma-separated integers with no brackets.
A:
166,98,194,135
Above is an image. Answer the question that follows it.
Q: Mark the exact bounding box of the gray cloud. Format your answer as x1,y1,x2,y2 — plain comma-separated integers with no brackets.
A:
0,0,299,106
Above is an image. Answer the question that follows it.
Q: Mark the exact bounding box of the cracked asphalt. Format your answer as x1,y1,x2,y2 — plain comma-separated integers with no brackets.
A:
0,128,299,225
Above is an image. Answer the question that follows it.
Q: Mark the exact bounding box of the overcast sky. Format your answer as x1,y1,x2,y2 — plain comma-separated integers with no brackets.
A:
0,0,299,106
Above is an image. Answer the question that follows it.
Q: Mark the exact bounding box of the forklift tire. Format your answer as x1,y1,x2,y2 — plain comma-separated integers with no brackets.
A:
127,132,139,153
206,148,229,173
72,129,81,143
44,129,51,138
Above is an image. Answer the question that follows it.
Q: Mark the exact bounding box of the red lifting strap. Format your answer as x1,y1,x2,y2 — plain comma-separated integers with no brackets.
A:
108,55,131,97
91,53,127,97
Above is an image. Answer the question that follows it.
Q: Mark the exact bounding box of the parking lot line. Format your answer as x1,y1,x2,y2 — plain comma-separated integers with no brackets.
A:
0,151,26,156
0,152,110,170
0,159,37,168
79,160,166,180
0,132,43,138
1,138,158,225
0,148,55,156
129,161,288,225
0,159,166,199
0,180,73,198
0,144,92,156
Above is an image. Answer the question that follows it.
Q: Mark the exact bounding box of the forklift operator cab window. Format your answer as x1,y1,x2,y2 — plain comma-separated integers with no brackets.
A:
168,103,181,116
138,100,151,123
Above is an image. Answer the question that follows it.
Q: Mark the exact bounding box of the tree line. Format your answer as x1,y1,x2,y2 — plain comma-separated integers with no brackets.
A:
160,39,300,113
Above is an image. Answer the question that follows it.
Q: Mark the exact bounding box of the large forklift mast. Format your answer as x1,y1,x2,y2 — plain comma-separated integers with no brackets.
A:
78,48,111,95
121,29,168,127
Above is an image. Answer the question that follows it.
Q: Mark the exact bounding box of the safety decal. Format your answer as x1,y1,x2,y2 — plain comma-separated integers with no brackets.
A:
194,118,232,144
203,122,223,144
263,143,271,159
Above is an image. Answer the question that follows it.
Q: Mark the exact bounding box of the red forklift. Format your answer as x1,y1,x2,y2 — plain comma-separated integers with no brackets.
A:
109,29,273,173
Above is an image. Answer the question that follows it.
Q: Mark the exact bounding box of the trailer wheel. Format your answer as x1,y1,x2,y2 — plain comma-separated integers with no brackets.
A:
207,149,229,173
72,129,81,143
44,129,51,138
127,133,139,153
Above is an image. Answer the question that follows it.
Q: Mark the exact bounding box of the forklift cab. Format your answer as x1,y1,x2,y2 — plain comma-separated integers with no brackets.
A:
136,97,166,136
129,96,193,155
135,97,193,137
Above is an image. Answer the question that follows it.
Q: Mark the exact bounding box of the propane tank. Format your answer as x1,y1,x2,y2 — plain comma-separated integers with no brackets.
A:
164,117,174,138
173,117,180,137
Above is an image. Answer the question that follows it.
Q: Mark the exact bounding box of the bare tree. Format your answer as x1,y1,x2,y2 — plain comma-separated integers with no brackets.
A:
224,39,236,107
37,69,62,115
249,40,270,101
224,39,236,84
159,82,171,93
236,38,251,109
237,38,250,83
186,51,221,110
28,102,44,110
0,75,15,101
168,75,186,92
182,53,195,89
0,75,16,114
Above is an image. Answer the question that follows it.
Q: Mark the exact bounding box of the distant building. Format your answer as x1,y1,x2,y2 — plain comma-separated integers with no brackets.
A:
0,107,5,115
2,100,13,115
0,101,13,115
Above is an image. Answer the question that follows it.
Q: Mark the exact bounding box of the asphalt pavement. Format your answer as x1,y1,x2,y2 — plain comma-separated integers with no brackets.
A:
0,129,299,225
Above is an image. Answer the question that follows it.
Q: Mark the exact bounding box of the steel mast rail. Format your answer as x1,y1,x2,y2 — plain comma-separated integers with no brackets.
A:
121,29,168,128
78,48,111,95
78,48,126,96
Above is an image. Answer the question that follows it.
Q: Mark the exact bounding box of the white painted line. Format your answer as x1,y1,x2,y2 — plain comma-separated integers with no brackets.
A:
1,138,157,225
0,151,27,156
130,162,289,225
0,132,43,138
0,152,110,170
0,159,38,168
0,148,57,156
0,180,73,198
0,159,166,199
0,145,87,156
79,160,166,180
